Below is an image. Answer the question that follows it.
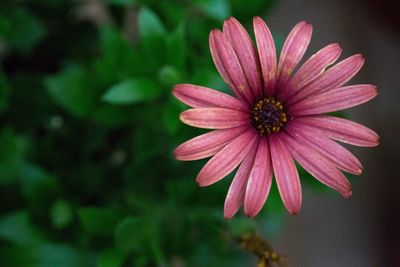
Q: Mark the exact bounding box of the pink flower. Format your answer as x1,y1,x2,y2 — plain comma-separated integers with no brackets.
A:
172,17,379,219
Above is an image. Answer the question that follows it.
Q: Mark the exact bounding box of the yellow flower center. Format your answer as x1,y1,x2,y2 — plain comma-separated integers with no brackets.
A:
250,97,287,135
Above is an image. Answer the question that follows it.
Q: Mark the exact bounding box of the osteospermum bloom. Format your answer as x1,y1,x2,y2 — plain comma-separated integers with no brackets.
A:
172,17,379,218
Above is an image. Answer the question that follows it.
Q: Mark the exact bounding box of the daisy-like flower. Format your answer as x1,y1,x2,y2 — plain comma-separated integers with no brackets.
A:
172,17,379,219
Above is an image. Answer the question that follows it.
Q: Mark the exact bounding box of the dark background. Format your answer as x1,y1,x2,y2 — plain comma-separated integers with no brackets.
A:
269,0,400,266
0,0,398,266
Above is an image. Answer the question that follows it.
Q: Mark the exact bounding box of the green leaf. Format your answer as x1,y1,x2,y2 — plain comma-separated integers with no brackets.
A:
106,0,137,6
94,26,146,84
1,8,46,54
114,217,147,252
19,164,60,211
230,0,277,22
0,69,10,113
78,207,122,237
0,129,28,184
158,65,181,87
193,0,230,21
138,7,166,67
0,243,94,267
162,97,185,135
138,7,165,39
0,211,44,244
50,200,73,229
98,248,126,267
102,79,161,105
191,67,228,92
45,66,99,117
166,23,186,71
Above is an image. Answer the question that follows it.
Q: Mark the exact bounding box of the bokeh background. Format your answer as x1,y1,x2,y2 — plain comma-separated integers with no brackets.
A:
0,0,398,266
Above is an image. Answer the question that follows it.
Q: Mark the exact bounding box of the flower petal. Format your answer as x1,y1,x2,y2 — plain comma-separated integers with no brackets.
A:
269,134,302,214
287,54,365,105
209,29,254,104
253,16,277,96
173,84,247,112
289,84,378,116
224,139,259,219
180,108,249,129
244,138,273,217
286,122,363,174
281,132,352,197
294,115,379,147
223,17,262,98
196,129,258,186
276,21,313,91
280,43,342,100
174,126,248,161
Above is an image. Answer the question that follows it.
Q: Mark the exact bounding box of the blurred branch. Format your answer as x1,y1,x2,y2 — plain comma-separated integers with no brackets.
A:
237,232,286,267
122,5,139,45
75,0,115,27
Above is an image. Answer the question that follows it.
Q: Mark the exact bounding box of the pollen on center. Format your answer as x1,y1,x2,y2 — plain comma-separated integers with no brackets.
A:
250,97,287,135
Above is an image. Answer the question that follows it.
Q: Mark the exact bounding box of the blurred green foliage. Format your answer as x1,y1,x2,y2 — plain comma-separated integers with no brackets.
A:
0,0,333,266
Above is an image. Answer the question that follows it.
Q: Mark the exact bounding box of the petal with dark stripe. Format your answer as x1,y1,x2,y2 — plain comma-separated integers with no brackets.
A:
174,127,247,161
196,129,258,186
294,116,379,147
282,132,352,198
289,84,378,116
253,16,277,96
276,21,313,90
209,29,254,104
180,108,249,129
269,134,302,214
287,54,364,105
223,17,262,98
224,139,259,219
281,43,341,99
173,84,248,112
285,122,363,174
244,138,273,217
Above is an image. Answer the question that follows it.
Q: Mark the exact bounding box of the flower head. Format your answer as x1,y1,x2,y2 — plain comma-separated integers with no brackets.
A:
172,17,379,218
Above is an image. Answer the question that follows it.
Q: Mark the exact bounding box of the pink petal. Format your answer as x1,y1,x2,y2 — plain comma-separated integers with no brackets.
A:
287,54,365,105
174,126,248,161
289,84,378,116
280,43,342,100
223,17,262,98
209,29,254,104
173,84,248,112
275,21,313,91
269,133,302,214
253,16,277,96
180,108,249,129
224,139,259,219
294,116,379,147
281,132,352,197
285,122,363,174
244,138,273,217
196,129,258,186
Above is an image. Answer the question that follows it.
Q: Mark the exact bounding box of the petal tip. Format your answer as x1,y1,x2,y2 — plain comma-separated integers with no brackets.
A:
209,29,222,40
195,177,208,187
355,53,365,64
178,111,187,123
287,203,302,215
244,208,259,218
172,84,183,97
223,214,234,220
330,42,342,52
288,208,300,215
223,208,236,219
342,190,352,199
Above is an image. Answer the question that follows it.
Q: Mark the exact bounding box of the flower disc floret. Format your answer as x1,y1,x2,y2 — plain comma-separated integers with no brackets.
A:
251,97,288,135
